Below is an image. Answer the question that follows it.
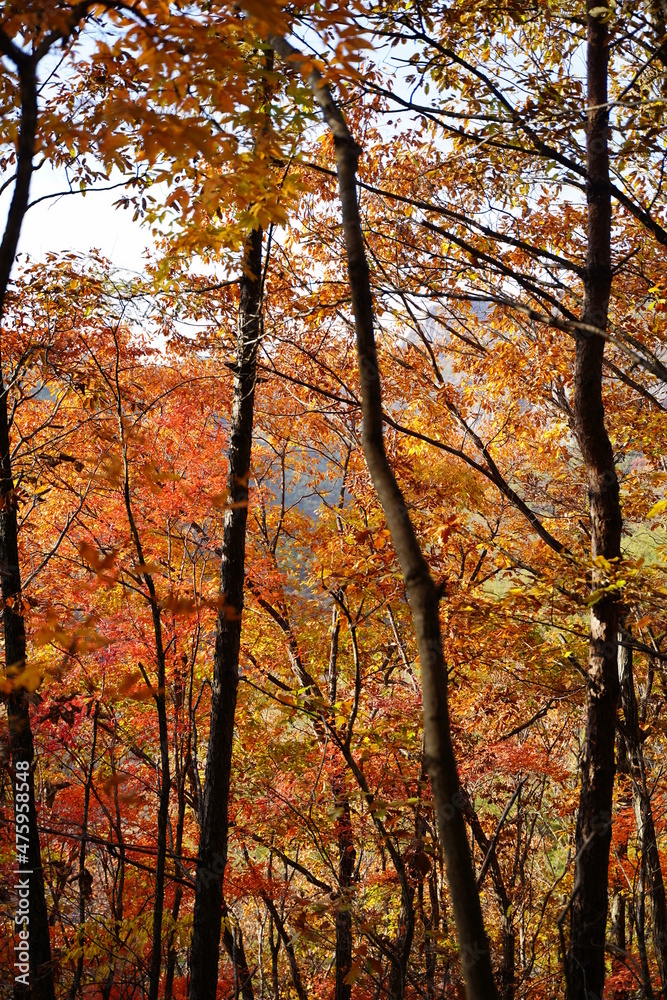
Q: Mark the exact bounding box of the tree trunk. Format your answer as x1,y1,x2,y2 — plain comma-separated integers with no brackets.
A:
114,340,171,1000
610,890,625,953
222,910,255,1000
566,5,623,998
267,34,498,1000
618,632,667,994
68,704,99,1000
269,914,280,1000
634,855,655,1000
101,739,125,1000
0,52,55,1000
188,225,263,1000
609,889,628,999
262,896,307,1000
165,712,189,1000
148,668,170,1000
165,884,182,1000
462,793,515,1000
333,772,355,1000
386,888,415,1000
418,877,436,1000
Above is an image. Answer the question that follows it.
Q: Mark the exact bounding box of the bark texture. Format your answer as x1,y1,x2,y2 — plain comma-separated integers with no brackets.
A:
188,226,263,1000
268,33,498,1000
566,5,622,998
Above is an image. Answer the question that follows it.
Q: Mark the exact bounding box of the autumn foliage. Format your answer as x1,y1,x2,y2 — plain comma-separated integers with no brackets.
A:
0,3,667,1000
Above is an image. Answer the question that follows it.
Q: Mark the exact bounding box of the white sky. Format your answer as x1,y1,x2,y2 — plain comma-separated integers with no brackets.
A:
4,163,155,276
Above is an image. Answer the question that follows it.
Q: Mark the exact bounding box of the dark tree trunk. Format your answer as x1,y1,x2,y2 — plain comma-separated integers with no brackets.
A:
7,686,55,1000
269,914,281,1000
148,661,170,1000
386,888,415,1000
418,878,436,1000
618,632,667,994
462,793,515,1000
101,741,125,1000
566,5,622,998
165,726,188,1000
609,889,628,998
68,704,99,1000
165,884,183,1000
267,33,498,1000
634,855,655,1000
188,226,263,1000
222,909,255,1000
0,50,55,1000
333,772,355,1000
114,339,171,1000
263,897,307,1000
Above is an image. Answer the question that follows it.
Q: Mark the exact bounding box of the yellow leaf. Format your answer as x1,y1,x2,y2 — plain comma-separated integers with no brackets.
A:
647,498,667,518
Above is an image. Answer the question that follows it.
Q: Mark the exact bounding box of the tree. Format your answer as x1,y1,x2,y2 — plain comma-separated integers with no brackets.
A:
188,224,264,1000
266,30,499,1000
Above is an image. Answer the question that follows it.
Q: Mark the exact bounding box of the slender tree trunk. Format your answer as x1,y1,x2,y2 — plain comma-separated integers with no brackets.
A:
0,50,55,1000
68,704,99,1000
417,756,439,1000
387,773,417,1000
327,589,354,1000
222,908,255,1000
101,740,125,1000
418,878,436,1000
462,794,515,1000
257,579,360,1000
165,884,182,1000
268,34,498,1000
113,340,171,1000
333,772,355,1000
262,896,307,1000
6,678,55,1000
149,665,170,1000
635,854,655,1000
386,886,415,1000
166,649,197,1000
609,889,628,999
566,6,623,997
188,225,263,1000
165,744,187,1000
269,914,280,1000
618,632,667,994
4,542,55,1000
